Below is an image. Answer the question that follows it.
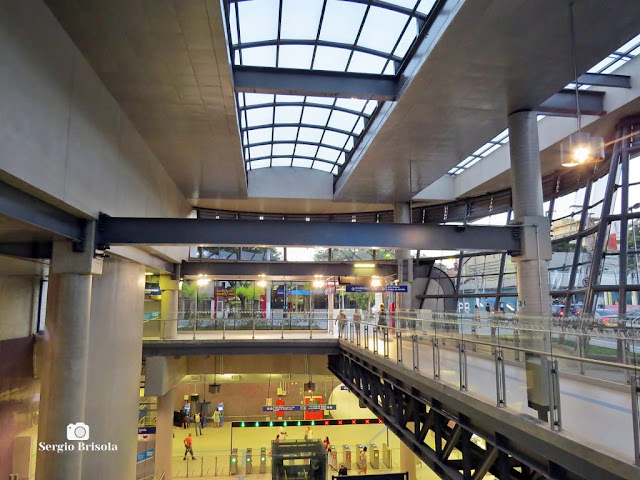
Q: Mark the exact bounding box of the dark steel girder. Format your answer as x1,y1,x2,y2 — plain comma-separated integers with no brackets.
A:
0,242,52,259
181,261,398,278
234,66,398,101
0,180,86,242
241,102,372,119
96,214,521,251
242,123,359,138
330,344,638,480
577,73,631,88
537,90,605,117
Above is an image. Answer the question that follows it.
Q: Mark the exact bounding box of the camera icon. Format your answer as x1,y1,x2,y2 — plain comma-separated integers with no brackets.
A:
67,422,90,441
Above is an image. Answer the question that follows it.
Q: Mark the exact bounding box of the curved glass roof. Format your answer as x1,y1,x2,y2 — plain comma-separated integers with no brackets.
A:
224,0,441,174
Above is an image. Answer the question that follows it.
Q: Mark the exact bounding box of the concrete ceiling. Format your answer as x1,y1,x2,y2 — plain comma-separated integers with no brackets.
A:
334,0,640,203
45,0,247,201
44,0,640,210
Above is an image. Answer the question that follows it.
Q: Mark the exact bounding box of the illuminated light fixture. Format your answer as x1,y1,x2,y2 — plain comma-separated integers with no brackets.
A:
371,278,382,288
196,278,211,286
145,272,154,276
561,2,605,168
354,263,375,268
257,280,267,287
178,281,183,290
313,280,325,288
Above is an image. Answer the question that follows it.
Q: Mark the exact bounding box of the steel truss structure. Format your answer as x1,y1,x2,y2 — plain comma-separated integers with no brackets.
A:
328,346,632,480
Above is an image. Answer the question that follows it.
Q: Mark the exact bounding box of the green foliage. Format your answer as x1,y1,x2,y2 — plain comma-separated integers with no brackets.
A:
345,292,373,310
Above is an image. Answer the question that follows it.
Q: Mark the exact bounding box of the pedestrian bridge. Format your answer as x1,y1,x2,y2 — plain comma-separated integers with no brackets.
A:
142,312,640,480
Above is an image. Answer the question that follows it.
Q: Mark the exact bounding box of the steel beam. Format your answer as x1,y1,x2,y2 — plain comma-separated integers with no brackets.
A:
182,261,397,277
0,180,86,242
0,242,52,259
537,90,605,117
233,66,398,101
577,73,631,88
97,215,521,251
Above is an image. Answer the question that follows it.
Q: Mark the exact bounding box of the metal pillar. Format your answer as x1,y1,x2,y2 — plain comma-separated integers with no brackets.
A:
508,110,553,421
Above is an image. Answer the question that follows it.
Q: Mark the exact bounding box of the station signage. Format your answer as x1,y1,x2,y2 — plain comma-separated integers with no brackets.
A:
262,404,337,412
232,418,383,428
345,285,408,293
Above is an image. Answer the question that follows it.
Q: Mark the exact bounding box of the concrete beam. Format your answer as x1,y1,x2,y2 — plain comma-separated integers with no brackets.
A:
234,66,398,101
142,339,339,356
97,215,521,252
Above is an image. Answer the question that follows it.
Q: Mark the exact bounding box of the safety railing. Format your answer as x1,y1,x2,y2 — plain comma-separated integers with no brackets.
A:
143,310,343,340
339,312,640,466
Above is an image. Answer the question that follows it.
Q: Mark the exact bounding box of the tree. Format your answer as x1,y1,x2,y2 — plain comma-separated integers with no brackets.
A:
234,282,266,310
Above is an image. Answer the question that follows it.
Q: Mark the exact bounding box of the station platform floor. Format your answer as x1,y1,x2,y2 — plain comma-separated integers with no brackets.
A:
167,422,447,480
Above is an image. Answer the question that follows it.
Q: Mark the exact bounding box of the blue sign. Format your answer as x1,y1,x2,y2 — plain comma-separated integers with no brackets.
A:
345,285,408,293
138,427,156,435
145,287,162,295
136,448,154,463
340,385,350,391
263,404,337,412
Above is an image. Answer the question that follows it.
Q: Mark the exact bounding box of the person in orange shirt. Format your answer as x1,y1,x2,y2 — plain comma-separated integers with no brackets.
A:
183,433,196,460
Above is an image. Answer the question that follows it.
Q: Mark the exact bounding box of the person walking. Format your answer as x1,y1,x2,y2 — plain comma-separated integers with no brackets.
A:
335,310,347,337
304,425,313,440
183,433,196,460
279,425,287,440
377,304,387,326
182,413,189,429
194,412,202,436
358,446,367,474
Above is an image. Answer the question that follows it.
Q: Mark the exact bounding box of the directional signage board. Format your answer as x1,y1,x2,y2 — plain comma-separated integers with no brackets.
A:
262,404,337,412
345,285,408,293
233,418,383,428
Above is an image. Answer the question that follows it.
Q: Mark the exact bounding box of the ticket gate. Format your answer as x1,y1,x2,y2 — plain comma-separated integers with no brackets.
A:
342,445,351,470
245,448,253,474
369,444,379,469
329,445,338,470
260,447,267,473
355,445,364,468
230,448,238,475
382,443,392,468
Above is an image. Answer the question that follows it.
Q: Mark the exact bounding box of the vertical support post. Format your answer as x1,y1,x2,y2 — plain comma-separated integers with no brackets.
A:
459,341,467,391
395,203,413,312
412,335,419,371
373,326,379,354
549,359,563,431
432,338,440,379
383,327,389,358
252,317,255,339
160,273,179,340
495,348,506,407
631,372,640,466
397,330,403,364
364,325,369,350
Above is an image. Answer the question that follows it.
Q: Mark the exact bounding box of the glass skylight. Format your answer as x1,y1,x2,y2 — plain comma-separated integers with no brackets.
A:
447,32,640,177
225,0,441,174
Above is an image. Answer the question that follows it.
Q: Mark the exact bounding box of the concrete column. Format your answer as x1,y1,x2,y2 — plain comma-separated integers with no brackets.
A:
36,238,102,480
508,110,552,318
394,203,413,311
328,289,335,332
160,275,179,339
400,438,417,480
508,110,553,421
155,388,175,479
82,260,145,479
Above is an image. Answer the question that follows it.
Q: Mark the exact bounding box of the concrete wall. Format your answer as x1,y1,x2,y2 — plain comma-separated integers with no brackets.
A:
248,168,334,199
0,0,191,261
0,276,38,340
186,355,331,376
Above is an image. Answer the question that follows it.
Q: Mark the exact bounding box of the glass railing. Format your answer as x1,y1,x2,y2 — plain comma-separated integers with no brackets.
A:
143,311,336,340
338,311,640,466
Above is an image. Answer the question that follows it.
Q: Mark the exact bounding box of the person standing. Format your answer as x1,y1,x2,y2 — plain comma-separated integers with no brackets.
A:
377,304,387,326
184,400,191,426
338,463,348,476
194,412,202,436
279,425,287,440
335,310,347,337
304,425,313,440
358,446,367,474
213,408,221,428
183,433,196,460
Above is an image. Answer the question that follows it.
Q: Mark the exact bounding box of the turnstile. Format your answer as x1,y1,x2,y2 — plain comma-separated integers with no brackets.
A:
382,443,392,468
260,447,267,473
245,447,253,474
369,444,379,469
329,445,338,470
355,444,365,468
342,445,352,470
230,448,238,474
